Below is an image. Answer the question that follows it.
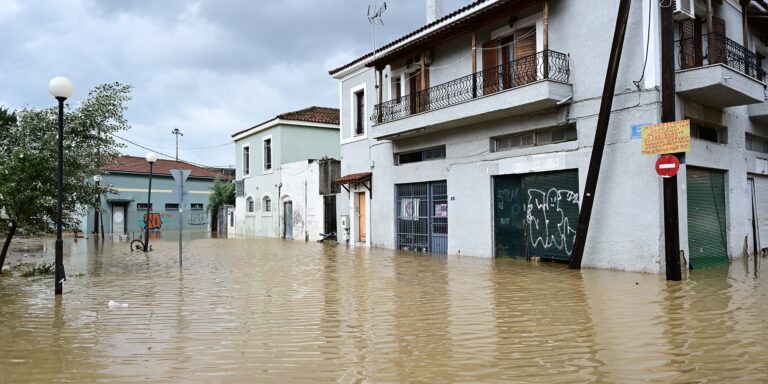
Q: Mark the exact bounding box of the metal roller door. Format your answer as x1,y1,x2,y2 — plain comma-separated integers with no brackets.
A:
494,170,579,261
396,181,448,253
687,167,729,268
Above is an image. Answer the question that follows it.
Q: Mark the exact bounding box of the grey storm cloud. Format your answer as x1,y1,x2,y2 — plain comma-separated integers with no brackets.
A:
0,0,470,166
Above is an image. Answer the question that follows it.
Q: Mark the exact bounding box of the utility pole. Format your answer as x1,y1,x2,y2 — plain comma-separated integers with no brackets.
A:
171,128,183,162
661,0,683,280
568,0,632,269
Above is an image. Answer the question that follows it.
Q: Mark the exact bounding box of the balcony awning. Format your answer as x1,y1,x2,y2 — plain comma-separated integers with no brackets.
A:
335,172,372,185
335,172,373,197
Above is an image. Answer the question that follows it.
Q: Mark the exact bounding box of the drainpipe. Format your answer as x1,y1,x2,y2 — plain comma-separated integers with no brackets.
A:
707,0,714,35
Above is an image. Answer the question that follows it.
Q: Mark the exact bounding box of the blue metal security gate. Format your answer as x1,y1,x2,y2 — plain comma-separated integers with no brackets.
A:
396,181,448,253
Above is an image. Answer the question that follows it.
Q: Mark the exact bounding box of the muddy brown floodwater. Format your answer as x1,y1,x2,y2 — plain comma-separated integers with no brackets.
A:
0,234,767,383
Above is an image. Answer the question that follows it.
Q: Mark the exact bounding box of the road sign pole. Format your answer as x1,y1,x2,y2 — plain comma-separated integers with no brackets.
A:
179,177,183,267
170,169,191,268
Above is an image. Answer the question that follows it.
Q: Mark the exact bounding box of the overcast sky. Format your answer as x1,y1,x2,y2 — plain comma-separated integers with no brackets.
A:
0,0,470,167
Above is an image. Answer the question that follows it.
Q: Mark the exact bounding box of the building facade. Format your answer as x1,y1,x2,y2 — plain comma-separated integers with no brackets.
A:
84,156,228,236
231,106,341,241
330,0,768,273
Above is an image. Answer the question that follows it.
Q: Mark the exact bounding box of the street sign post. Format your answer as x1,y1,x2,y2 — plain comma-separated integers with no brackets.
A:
170,169,191,266
655,154,680,178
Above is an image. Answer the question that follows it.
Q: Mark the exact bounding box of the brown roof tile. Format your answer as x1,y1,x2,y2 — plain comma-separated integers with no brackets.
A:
231,106,339,138
102,155,229,179
335,172,372,185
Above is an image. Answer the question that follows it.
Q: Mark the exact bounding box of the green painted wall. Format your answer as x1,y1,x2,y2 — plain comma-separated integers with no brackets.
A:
280,125,340,164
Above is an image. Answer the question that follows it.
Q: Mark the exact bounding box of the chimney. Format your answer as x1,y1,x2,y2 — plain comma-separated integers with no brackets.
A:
427,0,444,23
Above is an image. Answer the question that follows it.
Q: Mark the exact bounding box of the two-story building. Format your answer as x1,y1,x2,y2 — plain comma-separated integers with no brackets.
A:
330,0,768,273
231,106,341,241
84,155,229,237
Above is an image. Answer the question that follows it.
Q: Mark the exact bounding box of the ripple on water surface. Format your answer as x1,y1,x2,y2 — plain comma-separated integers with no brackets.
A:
0,236,766,383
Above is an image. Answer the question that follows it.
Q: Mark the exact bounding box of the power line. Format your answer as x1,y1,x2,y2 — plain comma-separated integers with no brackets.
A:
110,133,232,170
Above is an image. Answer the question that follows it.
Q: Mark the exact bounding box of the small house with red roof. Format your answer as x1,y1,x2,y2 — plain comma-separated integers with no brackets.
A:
83,155,231,236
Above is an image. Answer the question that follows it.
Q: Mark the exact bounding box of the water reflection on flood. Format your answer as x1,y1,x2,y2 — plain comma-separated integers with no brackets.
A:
0,236,766,383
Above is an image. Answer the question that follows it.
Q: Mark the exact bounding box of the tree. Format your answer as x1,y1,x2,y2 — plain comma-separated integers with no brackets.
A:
208,177,235,232
0,83,132,272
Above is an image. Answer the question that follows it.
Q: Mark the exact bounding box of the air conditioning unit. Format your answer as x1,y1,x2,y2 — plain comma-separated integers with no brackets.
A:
673,0,695,20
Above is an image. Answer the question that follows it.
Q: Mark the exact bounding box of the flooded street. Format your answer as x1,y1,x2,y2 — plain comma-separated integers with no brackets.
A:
1,235,767,383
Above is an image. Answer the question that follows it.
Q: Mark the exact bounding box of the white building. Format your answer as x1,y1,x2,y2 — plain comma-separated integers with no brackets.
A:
329,0,768,273
231,106,341,241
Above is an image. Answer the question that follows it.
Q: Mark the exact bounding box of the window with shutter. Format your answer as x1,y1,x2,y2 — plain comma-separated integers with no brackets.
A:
500,36,513,89
242,145,250,176
354,90,365,135
482,40,499,95
514,27,537,86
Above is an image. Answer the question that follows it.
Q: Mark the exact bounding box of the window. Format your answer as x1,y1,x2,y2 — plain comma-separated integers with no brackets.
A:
263,137,272,171
746,133,768,153
165,203,179,211
690,121,726,144
136,203,153,211
263,196,272,212
355,90,365,135
191,203,204,211
493,124,577,152
242,145,250,176
396,146,446,165
246,197,254,213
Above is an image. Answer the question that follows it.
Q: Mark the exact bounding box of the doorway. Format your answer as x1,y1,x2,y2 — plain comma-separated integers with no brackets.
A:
493,170,579,261
395,181,448,253
111,204,126,235
323,195,337,234
284,201,293,240
686,167,729,268
356,192,366,243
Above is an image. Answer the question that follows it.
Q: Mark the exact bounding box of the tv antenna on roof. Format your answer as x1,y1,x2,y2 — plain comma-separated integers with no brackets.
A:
368,2,387,105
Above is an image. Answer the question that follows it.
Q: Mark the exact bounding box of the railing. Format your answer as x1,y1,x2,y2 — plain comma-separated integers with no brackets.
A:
676,32,765,81
371,50,570,124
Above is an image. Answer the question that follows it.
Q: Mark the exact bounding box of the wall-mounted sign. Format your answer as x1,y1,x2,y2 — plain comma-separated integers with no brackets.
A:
630,123,651,140
642,120,691,155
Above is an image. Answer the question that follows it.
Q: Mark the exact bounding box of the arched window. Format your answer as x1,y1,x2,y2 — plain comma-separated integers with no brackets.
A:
246,197,254,213
263,196,272,212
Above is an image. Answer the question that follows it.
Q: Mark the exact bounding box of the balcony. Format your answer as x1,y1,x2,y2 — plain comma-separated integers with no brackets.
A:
370,50,572,140
675,33,765,109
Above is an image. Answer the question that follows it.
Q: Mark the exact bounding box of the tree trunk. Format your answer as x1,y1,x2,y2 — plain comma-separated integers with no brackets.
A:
0,220,17,273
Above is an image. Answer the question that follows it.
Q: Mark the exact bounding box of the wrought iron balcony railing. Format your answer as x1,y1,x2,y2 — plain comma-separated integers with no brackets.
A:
371,50,570,124
676,32,765,81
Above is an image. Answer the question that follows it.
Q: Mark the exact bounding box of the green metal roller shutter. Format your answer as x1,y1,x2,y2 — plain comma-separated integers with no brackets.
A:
523,170,580,261
494,175,526,257
687,167,729,268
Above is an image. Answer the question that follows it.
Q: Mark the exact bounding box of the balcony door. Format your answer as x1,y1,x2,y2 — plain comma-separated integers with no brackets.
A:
409,69,430,115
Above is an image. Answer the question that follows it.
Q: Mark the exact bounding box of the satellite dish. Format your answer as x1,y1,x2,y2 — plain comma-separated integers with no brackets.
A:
368,2,387,25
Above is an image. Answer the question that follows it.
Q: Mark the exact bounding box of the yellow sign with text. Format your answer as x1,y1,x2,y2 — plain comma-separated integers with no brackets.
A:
641,120,691,155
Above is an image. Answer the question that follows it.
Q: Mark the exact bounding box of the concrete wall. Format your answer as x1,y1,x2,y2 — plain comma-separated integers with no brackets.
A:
280,160,326,242
280,125,340,163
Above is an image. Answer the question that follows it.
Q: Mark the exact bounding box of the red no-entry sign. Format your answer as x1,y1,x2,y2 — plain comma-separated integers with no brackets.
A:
655,154,680,178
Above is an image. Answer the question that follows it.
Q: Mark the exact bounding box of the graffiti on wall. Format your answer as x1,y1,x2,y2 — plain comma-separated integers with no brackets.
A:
526,188,579,255
188,212,208,226
143,213,164,230
496,187,523,225
139,212,173,230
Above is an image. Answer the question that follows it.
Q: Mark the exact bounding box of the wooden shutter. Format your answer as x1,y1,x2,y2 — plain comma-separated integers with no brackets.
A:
680,19,697,69
482,40,499,95
409,71,423,114
514,27,537,86
710,16,727,64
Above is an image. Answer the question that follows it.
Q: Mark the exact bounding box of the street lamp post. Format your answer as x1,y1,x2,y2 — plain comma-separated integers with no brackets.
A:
143,152,158,252
48,76,74,295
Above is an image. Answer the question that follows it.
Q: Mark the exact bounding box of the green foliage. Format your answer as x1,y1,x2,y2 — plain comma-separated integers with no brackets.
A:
0,83,132,234
21,262,55,277
208,177,235,216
